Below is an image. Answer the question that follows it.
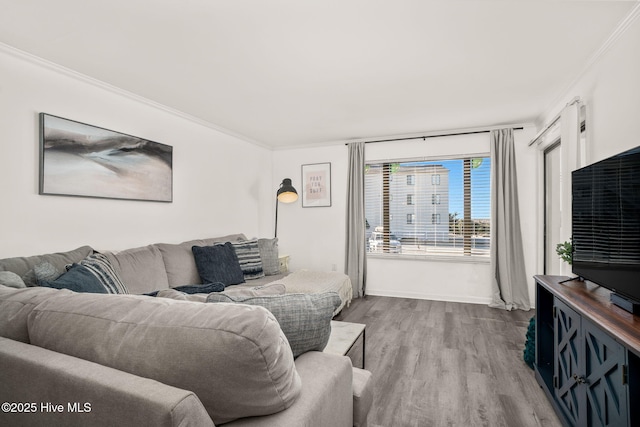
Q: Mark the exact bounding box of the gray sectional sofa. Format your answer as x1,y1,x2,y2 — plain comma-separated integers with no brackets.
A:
0,234,373,426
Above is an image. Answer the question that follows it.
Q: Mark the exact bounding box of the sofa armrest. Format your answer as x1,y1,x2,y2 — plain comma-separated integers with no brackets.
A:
0,337,214,427
223,351,353,427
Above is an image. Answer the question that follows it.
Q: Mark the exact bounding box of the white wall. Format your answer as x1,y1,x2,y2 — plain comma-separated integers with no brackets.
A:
272,144,349,273
539,10,640,165
0,46,273,258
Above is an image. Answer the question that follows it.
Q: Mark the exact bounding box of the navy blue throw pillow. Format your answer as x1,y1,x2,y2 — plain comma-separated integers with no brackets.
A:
192,243,246,286
39,263,109,294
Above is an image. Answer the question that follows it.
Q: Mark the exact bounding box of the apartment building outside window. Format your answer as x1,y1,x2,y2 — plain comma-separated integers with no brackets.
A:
365,156,491,257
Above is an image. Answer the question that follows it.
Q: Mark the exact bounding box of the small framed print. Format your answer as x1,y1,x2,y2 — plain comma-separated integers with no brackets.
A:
301,162,331,207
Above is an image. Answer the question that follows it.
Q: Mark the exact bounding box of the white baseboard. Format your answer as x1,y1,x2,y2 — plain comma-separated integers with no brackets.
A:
364,289,492,305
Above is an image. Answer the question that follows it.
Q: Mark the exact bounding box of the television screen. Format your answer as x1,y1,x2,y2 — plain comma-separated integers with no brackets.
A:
572,145,640,303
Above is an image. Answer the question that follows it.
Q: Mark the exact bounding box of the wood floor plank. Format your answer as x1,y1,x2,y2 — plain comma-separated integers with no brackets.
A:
335,295,561,427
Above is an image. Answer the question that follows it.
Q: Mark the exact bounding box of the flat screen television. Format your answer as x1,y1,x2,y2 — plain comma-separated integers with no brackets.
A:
572,145,640,311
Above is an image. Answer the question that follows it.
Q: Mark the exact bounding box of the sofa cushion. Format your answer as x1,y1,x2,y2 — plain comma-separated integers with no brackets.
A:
0,271,26,289
0,246,93,287
231,239,264,280
192,243,245,286
206,292,341,358
154,234,246,286
0,286,72,343
258,237,280,276
104,245,170,294
27,292,301,425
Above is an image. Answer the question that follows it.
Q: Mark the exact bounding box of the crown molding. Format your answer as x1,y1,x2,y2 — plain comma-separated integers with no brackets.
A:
0,42,270,150
536,2,640,126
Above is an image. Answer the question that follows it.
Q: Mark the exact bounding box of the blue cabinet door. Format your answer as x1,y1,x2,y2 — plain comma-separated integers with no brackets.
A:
582,318,628,427
554,299,582,426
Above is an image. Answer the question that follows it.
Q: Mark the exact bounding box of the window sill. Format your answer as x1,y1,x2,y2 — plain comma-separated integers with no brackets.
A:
367,253,490,264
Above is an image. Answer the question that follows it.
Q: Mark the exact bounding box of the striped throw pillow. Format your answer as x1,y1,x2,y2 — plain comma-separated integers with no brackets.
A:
231,239,265,280
79,253,129,294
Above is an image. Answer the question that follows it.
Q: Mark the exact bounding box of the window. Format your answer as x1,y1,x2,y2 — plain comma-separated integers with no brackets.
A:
365,156,491,257
407,175,415,185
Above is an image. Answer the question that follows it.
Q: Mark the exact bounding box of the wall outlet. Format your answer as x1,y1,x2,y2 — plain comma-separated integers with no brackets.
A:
331,263,337,271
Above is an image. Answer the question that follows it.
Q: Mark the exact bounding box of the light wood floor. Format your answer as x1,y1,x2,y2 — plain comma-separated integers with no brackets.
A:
334,296,562,427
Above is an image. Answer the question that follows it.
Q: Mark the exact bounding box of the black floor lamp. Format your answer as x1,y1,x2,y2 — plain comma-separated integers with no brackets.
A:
275,178,298,237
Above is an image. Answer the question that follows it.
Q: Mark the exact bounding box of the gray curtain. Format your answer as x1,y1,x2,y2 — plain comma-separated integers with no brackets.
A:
345,142,367,298
489,129,530,311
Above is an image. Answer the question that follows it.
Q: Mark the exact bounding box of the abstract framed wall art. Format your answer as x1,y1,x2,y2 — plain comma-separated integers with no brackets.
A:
301,162,331,207
39,113,173,202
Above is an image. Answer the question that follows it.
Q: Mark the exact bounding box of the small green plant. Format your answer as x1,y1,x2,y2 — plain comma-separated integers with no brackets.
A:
556,240,573,265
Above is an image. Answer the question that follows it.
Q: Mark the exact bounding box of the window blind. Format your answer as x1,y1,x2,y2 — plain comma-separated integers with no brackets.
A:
365,156,491,257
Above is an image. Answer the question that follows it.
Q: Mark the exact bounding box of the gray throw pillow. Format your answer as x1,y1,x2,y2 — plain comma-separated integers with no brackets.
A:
22,262,62,288
0,271,27,289
206,291,341,358
34,262,62,282
258,238,279,275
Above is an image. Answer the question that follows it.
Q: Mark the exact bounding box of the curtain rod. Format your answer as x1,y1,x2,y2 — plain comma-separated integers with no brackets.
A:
345,127,524,145
528,96,581,147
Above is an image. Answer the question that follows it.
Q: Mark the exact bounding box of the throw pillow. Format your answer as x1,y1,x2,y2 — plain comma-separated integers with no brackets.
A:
39,253,129,294
39,263,110,294
22,262,62,288
206,291,341,358
231,239,264,280
79,253,129,294
258,238,280,276
0,271,27,289
34,261,62,283
192,243,245,286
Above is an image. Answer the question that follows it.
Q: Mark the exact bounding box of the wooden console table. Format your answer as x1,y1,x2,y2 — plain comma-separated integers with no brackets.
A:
534,275,640,427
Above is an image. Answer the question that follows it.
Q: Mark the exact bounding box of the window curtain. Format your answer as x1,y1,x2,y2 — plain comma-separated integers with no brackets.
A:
489,128,530,311
345,142,367,298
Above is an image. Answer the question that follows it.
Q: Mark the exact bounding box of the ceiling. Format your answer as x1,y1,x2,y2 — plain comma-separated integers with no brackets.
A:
0,1,637,148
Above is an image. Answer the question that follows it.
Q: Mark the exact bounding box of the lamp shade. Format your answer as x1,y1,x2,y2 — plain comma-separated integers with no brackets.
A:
277,178,298,203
